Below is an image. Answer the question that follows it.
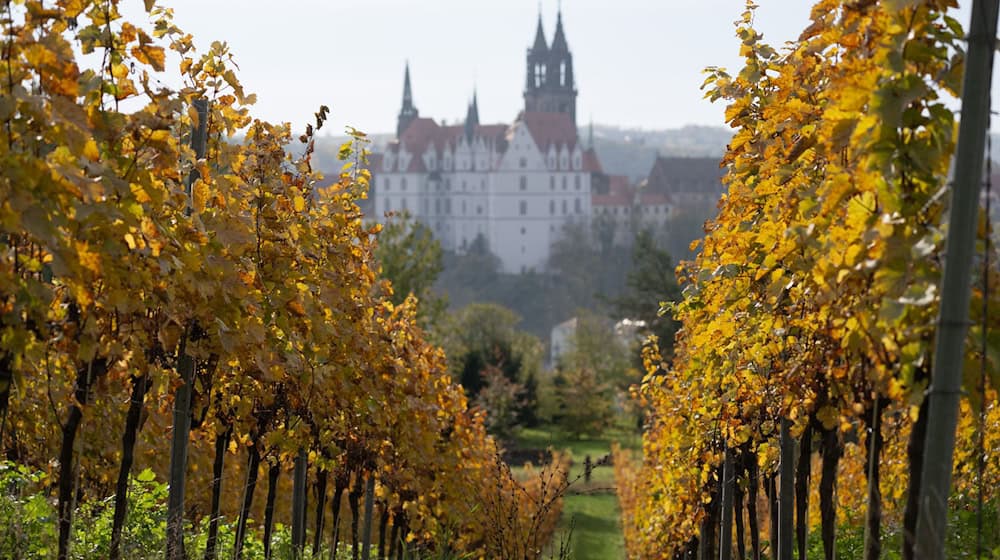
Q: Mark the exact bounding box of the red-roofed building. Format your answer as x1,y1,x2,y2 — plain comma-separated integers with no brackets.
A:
372,9,603,274
592,175,675,246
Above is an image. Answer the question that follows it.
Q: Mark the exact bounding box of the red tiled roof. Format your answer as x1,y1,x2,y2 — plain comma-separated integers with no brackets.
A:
388,120,512,171
477,124,509,146
593,175,632,207
582,148,602,173
638,192,671,205
398,117,440,159
521,112,578,152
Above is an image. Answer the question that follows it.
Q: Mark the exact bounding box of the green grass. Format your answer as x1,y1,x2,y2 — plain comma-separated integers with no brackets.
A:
559,493,625,560
512,422,641,559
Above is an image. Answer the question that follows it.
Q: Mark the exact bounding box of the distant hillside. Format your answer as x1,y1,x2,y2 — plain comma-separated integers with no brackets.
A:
590,124,731,182
308,125,732,183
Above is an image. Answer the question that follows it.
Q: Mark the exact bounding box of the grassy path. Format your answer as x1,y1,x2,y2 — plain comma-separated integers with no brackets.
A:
514,426,641,560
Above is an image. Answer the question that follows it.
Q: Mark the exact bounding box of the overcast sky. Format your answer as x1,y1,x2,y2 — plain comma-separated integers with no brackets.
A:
132,1,982,135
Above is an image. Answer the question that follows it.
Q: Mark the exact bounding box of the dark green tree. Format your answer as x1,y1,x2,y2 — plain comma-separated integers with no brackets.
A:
612,229,682,358
440,304,542,404
374,211,446,327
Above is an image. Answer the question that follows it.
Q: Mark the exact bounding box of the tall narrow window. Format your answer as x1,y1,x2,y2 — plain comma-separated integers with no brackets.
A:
574,198,581,214
520,176,527,190
519,200,528,216
549,200,555,215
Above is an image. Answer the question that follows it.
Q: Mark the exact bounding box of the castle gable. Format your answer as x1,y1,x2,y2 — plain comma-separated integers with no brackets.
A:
520,111,578,154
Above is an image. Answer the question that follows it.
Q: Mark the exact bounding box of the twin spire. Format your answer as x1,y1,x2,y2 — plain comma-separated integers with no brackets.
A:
397,6,576,139
531,7,568,54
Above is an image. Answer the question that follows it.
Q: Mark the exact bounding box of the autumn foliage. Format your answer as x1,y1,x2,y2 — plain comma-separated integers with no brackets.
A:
615,1,1000,558
0,1,562,558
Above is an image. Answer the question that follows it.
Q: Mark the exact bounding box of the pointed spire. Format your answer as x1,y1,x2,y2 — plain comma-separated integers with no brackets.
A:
402,62,413,106
397,62,419,138
464,89,480,142
532,10,548,52
588,117,594,149
551,8,568,51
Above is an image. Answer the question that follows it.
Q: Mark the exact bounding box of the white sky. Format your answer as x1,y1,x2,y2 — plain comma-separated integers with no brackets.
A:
129,1,982,135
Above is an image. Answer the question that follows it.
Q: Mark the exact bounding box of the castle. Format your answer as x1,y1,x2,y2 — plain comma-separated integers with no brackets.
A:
371,11,604,274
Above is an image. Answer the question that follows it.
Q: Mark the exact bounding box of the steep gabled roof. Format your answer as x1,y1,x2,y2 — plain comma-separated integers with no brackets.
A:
582,148,603,173
592,175,632,207
645,156,725,194
385,119,512,171
521,111,578,152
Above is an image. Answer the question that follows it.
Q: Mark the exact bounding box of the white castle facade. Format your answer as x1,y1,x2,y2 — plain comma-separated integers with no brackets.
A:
371,11,603,274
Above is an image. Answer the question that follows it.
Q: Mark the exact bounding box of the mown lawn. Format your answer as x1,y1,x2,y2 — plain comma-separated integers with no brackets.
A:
513,424,641,560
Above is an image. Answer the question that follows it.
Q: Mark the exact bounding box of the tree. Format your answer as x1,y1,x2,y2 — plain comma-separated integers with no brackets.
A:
552,313,631,437
558,312,632,390
375,211,445,328
475,365,525,440
548,221,630,311
612,229,682,358
440,304,542,417
553,366,614,439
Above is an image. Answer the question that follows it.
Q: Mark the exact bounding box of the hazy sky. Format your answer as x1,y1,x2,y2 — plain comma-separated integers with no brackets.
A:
134,1,980,135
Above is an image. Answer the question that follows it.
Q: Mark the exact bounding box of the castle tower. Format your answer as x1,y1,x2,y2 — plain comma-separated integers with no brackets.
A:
523,9,577,125
397,63,419,137
525,14,548,94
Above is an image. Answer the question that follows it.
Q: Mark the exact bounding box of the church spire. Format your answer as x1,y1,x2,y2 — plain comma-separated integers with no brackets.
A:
532,9,548,52
551,8,568,52
397,62,419,138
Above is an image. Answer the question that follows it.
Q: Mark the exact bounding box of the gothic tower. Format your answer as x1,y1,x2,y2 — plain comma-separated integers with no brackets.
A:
523,10,577,125
397,63,419,137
